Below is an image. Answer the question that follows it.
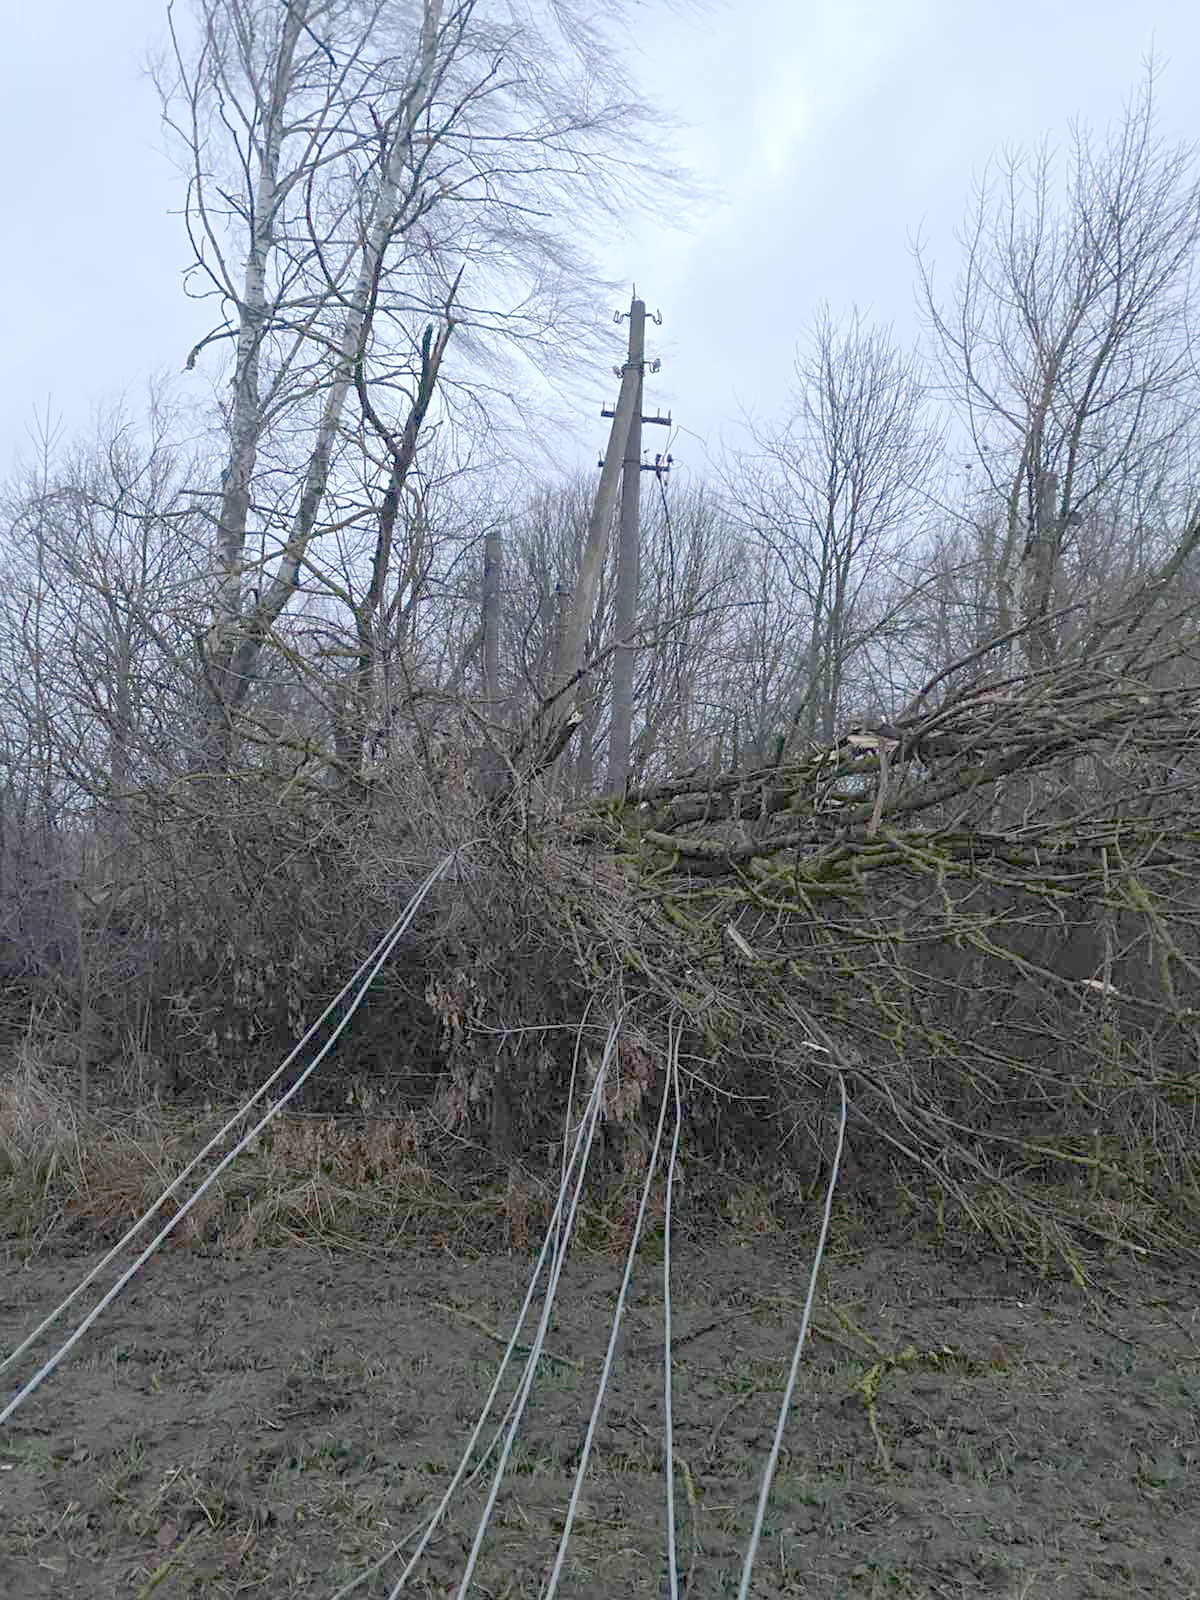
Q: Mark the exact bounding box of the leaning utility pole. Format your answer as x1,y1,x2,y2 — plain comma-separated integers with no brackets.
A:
606,301,646,792
554,321,640,700
607,296,671,790
537,291,669,774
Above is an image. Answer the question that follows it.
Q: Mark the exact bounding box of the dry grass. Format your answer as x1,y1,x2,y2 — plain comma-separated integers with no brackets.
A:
3,1030,1184,1281
0,1049,553,1259
0,1047,88,1247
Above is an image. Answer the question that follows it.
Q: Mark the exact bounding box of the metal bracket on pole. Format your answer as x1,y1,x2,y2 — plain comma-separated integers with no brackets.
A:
601,407,671,426
613,292,663,327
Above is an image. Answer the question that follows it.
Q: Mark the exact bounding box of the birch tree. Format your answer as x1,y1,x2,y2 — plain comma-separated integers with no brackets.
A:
163,0,677,771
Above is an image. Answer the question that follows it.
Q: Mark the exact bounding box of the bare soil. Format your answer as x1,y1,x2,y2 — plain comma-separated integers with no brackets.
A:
3,1227,1200,1598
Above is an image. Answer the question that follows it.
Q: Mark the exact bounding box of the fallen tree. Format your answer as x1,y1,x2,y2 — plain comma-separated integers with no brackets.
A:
9,572,1200,1274
458,581,1200,1271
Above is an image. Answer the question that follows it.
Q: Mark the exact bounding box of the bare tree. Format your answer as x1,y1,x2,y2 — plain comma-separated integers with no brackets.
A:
162,0,680,771
727,308,939,751
620,478,742,782
0,400,205,828
919,72,1200,668
0,400,209,1094
707,540,810,769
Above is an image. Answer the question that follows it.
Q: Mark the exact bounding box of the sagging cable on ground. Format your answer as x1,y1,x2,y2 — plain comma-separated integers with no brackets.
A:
661,1015,685,1600
328,1015,616,1600
0,851,464,1430
0,853,460,1389
449,1022,620,1600
560,991,600,1200
539,1019,679,1600
735,1070,848,1600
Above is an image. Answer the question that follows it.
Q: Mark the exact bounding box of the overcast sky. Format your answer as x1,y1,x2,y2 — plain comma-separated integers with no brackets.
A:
2,1,1197,479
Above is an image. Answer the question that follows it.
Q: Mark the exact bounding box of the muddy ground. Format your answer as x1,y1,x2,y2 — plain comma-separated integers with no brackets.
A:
2,1224,1200,1598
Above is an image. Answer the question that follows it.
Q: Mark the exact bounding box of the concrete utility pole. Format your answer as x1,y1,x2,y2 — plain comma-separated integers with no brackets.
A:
544,291,670,774
552,324,641,706
606,299,646,793
605,296,672,791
